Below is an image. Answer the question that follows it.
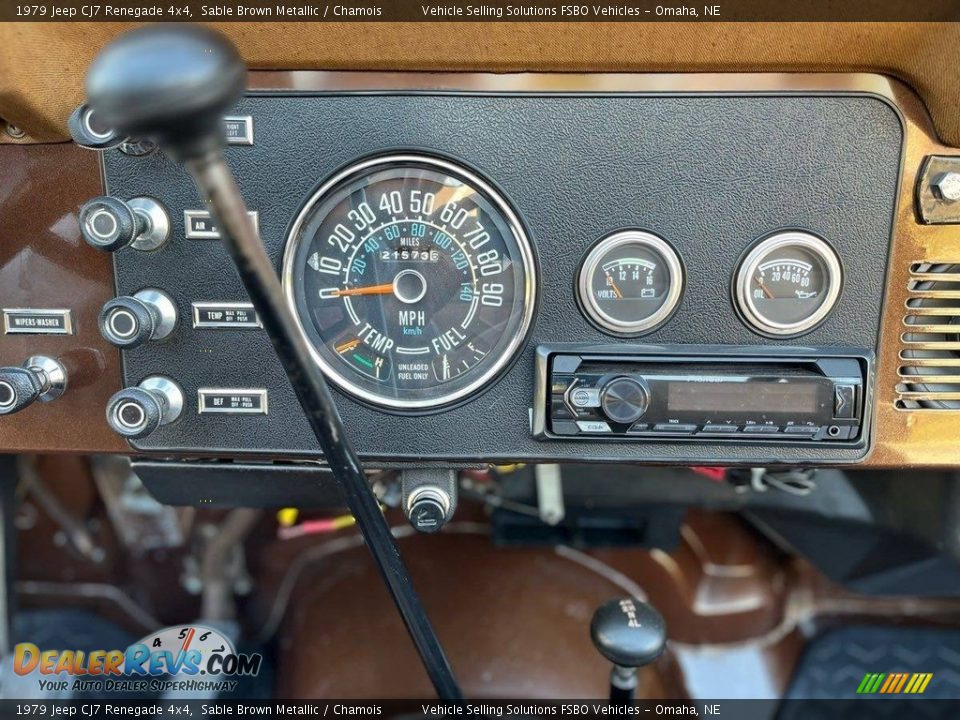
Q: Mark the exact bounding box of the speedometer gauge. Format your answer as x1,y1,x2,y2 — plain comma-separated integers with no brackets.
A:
577,230,684,336
282,154,537,411
733,231,842,337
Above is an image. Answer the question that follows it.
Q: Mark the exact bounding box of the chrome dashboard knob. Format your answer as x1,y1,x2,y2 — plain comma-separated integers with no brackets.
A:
79,195,170,252
0,356,67,416
68,104,125,150
99,289,177,349
106,376,183,439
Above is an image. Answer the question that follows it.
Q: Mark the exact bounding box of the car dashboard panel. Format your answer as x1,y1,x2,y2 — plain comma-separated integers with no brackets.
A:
2,72,959,467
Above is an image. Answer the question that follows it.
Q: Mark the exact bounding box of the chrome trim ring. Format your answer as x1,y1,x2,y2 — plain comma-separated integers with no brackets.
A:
140,376,184,425
133,288,178,341
734,230,843,337
282,153,538,412
577,230,684,336
129,197,171,252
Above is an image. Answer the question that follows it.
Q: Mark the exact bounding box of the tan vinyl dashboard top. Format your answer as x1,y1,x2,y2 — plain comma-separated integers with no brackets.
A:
2,22,960,146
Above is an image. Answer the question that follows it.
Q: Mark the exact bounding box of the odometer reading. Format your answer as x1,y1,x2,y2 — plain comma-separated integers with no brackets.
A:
283,155,537,410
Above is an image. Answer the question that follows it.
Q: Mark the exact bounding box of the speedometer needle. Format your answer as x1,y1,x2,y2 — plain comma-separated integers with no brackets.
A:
332,283,394,297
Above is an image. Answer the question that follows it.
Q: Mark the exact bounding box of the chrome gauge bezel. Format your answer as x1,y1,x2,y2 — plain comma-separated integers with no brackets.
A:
576,230,685,336
281,153,538,412
733,230,843,337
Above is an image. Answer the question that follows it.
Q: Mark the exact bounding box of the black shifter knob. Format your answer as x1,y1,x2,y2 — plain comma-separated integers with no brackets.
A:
591,597,667,702
86,24,245,159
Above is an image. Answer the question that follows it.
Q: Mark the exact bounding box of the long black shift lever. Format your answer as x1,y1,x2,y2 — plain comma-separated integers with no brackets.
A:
83,24,462,700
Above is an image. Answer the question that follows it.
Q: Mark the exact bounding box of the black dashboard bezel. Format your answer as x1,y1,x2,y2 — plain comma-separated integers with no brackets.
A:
101,78,904,466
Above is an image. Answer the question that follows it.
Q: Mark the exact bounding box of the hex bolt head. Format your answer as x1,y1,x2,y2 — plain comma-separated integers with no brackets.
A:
932,172,960,202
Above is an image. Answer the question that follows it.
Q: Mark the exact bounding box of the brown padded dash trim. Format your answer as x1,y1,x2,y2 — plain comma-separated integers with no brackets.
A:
1,21,959,147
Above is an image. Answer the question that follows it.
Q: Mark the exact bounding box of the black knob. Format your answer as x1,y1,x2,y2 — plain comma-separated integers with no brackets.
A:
86,24,245,160
99,290,177,349
600,377,649,425
0,367,42,416
80,196,170,253
0,357,68,416
68,104,125,150
106,387,162,439
80,196,143,252
105,376,184,440
408,497,446,534
590,597,667,669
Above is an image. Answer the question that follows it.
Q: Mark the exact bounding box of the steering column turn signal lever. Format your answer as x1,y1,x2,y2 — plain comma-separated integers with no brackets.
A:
591,598,668,703
78,24,461,699
0,357,67,416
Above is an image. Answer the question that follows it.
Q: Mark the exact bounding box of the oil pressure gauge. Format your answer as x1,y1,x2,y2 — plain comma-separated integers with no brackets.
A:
577,230,684,336
734,230,842,337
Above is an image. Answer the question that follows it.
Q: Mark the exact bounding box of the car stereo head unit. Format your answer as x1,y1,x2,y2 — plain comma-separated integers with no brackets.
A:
533,345,872,447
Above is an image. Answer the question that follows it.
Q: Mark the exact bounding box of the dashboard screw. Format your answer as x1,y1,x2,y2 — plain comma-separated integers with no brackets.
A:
4,123,25,139
932,172,960,202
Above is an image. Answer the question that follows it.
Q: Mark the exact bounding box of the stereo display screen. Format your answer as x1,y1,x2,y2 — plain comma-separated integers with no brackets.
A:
667,380,820,414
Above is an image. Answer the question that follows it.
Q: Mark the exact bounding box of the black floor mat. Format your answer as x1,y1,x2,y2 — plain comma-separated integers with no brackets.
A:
784,625,960,700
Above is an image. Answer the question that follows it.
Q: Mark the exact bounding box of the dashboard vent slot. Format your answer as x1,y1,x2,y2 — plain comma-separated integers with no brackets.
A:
897,263,960,409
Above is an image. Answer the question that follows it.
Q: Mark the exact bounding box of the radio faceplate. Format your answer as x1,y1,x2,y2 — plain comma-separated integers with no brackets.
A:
534,345,871,448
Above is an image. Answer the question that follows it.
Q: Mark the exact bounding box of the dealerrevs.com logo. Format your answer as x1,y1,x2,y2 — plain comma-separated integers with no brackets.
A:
14,625,262,694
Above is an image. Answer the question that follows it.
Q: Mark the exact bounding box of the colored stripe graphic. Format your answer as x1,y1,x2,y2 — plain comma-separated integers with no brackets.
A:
894,673,910,693
857,672,933,694
879,674,897,693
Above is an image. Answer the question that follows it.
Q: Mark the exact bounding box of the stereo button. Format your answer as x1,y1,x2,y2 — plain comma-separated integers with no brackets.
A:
576,420,612,433
834,384,857,419
653,423,697,434
742,425,781,434
569,387,601,409
784,425,819,435
701,424,738,433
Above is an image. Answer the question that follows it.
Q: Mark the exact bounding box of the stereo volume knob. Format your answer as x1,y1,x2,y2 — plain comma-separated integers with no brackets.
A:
600,377,650,425
106,376,183,439
99,289,177,349
79,195,170,252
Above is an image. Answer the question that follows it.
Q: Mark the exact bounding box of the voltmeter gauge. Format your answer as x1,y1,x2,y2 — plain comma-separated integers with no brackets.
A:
577,230,684,336
734,230,842,337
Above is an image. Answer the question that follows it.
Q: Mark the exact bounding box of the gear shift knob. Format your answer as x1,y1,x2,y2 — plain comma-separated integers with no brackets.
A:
86,24,245,159
591,597,667,702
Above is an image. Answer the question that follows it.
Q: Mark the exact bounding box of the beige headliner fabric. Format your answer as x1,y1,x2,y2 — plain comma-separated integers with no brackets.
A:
1,21,959,146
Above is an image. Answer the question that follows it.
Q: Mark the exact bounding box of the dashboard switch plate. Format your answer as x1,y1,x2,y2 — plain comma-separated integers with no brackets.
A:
198,388,268,415
192,302,261,329
223,116,254,146
184,210,259,240
3,308,73,335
